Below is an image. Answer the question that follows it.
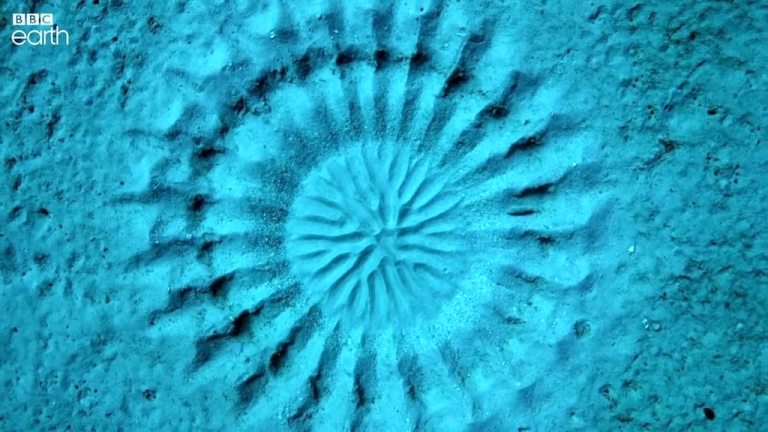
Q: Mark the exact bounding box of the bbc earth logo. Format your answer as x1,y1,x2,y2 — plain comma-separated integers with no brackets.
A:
11,13,70,46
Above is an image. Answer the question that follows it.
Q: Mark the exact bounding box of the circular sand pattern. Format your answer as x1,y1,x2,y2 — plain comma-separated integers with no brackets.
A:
120,2,605,429
286,144,465,324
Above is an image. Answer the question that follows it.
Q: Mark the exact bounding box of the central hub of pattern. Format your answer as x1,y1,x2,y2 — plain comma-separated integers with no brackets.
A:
285,143,466,325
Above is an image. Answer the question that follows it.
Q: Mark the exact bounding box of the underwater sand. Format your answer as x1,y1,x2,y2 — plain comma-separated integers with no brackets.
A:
1,1,767,430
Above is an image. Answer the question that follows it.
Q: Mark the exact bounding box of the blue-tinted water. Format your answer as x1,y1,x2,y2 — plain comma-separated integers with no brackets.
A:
1,1,766,430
